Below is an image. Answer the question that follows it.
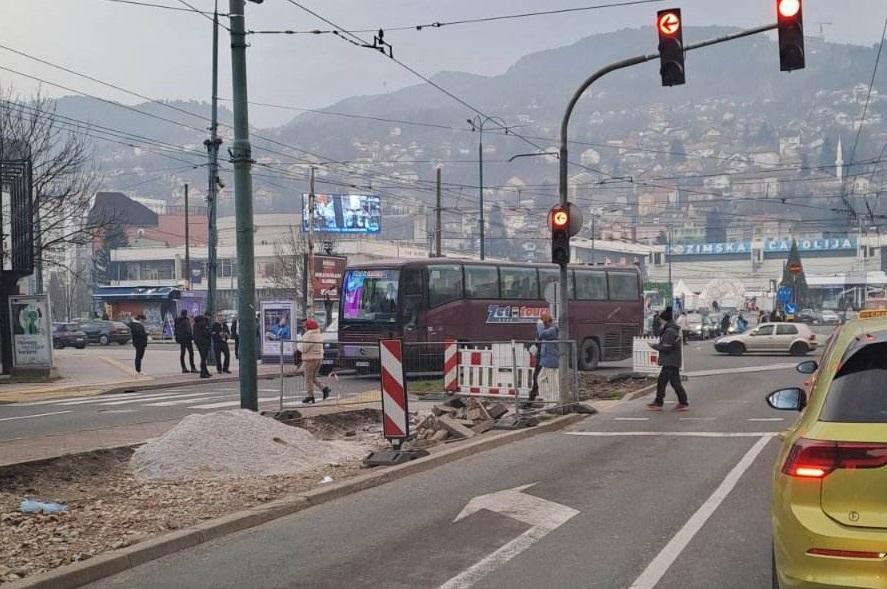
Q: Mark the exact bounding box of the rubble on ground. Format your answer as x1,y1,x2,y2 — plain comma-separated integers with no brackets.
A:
577,372,654,400
407,397,510,448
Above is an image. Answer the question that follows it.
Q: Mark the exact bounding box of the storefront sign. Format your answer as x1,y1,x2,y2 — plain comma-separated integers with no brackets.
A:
669,242,751,256
669,236,858,256
10,295,53,368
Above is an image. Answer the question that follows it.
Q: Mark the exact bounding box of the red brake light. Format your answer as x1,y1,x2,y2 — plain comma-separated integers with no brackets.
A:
783,438,887,478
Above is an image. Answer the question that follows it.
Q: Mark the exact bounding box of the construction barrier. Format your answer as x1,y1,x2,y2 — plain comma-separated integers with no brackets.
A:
379,339,409,441
632,336,684,375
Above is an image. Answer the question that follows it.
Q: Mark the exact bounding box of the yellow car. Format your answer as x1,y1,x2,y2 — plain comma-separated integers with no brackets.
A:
767,309,887,588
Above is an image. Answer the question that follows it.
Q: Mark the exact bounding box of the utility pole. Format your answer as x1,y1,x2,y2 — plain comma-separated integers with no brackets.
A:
468,115,507,260
228,0,258,411
306,167,316,319
184,183,190,289
205,0,222,316
667,225,673,295
435,166,442,257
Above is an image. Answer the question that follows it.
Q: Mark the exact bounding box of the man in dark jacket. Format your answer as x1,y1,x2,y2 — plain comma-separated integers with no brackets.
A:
129,315,149,376
648,307,689,411
231,318,239,360
192,314,212,378
211,314,232,374
174,310,198,374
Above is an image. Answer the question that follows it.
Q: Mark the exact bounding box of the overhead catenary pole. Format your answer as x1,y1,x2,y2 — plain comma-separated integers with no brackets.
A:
435,166,442,257
478,125,485,260
307,167,316,318
184,183,190,289
557,22,778,409
228,0,258,411
205,0,222,317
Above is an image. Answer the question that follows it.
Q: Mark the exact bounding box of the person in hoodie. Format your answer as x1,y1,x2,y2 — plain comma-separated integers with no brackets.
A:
129,314,148,376
297,318,331,404
647,306,689,411
192,314,212,379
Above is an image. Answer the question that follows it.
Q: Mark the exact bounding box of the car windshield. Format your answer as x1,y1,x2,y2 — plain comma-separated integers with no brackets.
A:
341,269,399,322
821,341,887,423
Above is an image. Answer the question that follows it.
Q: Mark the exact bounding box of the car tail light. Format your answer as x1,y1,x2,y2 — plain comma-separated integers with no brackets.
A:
807,548,887,559
808,334,816,341
783,438,887,478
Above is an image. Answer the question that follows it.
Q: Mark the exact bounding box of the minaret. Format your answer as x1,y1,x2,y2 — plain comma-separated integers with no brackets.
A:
835,137,844,182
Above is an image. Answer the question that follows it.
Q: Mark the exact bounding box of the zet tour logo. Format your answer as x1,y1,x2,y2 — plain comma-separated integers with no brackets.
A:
486,305,547,324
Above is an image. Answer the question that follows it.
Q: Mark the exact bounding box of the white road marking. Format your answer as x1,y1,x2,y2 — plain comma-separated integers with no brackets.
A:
438,484,578,589
0,410,71,422
614,417,650,421
144,395,228,407
188,396,278,409
628,435,772,589
96,409,138,414
566,431,778,438
56,391,190,406
679,417,716,421
98,392,221,406
685,363,797,378
748,417,784,422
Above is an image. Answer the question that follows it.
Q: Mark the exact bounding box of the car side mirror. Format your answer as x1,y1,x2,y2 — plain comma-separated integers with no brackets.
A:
796,360,818,375
766,387,807,411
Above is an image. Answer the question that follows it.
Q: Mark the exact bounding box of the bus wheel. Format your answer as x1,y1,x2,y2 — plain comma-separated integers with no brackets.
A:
578,339,601,371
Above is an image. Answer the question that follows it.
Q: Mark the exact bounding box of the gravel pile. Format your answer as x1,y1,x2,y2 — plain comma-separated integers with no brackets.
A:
131,410,365,481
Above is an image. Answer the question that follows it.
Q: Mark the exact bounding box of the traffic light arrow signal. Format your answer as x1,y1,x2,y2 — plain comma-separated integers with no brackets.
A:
658,12,680,35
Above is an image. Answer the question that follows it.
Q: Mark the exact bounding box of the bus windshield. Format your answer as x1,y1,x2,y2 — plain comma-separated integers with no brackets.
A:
341,269,400,322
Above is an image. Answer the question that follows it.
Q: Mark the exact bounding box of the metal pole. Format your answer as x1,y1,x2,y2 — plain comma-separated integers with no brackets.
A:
668,225,673,293
511,339,520,417
205,0,221,317
307,167,316,318
228,0,257,411
435,167,442,257
279,339,284,412
555,23,778,409
184,183,190,289
479,124,485,260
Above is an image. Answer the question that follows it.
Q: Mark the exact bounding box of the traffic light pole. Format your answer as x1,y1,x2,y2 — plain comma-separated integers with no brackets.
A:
228,0,258,411
556,22,777,409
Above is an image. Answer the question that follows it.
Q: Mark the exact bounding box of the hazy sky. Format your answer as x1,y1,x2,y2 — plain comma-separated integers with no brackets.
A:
2,0,886,128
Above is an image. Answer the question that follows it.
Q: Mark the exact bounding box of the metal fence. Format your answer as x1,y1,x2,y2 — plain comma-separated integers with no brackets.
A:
401,339,579,415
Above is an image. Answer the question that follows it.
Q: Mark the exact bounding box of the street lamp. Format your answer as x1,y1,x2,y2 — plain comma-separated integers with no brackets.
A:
467,115,509,260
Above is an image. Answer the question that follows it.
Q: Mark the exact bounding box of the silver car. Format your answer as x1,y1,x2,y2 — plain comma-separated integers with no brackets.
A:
713,322,818,356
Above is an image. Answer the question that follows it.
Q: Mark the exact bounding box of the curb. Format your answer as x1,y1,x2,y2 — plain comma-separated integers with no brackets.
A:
6,413,586,589
99,370,279,396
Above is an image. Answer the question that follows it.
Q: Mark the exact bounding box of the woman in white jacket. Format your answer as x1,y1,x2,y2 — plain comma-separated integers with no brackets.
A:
297,319,331,403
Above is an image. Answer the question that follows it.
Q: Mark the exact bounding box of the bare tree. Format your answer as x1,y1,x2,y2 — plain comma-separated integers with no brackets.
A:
268,227,306,306
47,259,92,322
0,86,104,293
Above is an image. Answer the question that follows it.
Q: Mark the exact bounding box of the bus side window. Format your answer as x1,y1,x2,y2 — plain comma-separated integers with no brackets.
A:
576,270,607,300
428,265,463,308
608,272,640,301
539,268,575,300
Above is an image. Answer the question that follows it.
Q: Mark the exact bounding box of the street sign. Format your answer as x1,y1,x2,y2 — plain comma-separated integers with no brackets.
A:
784,302,797,315
777,286,793,303
787,261,802,274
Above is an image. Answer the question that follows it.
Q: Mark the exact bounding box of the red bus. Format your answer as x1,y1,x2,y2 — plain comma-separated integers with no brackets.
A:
337,259,644,373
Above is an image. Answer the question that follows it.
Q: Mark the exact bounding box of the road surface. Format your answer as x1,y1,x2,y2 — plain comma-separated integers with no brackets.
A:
81,361,802,589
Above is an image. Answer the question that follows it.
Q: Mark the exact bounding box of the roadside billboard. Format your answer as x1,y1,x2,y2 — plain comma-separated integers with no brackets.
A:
306,255,347,300
10,294,53,368
302,194,381,234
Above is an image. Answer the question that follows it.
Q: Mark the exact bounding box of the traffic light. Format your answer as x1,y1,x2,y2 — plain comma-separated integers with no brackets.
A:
549,205,571,266
657,8,685,87
777,0,805,71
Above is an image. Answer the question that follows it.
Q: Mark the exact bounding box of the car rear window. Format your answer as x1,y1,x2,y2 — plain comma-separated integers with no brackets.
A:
821,342,887,423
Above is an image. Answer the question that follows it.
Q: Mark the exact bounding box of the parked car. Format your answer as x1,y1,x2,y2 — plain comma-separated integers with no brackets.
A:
714,322,817,356
52,322,87,349
795,308,818,324
685,313,716,340
75,320,131,346
766,310,887,588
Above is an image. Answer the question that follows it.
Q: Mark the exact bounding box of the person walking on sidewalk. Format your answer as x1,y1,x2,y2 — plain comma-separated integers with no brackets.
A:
174,310,198,374
297,318,330,404
211,313,232,374
129,315,148,376
535,312,559,398
648,307,689,411
193,314,212,379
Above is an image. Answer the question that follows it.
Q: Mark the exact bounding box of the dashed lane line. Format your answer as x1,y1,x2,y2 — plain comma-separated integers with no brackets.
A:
0,410,72,422
188,396,279,410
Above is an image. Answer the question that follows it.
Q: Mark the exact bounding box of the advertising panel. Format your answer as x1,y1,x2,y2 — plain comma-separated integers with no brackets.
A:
306,255,347,300
260,300,295,361
668,237,858,256
302,194,381,234
10,294,53,368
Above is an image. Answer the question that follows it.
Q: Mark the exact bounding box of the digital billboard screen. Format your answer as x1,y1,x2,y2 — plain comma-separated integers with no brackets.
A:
302,193,381,234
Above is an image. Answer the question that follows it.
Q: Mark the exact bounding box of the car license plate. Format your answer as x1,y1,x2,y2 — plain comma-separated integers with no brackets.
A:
356,361,370,367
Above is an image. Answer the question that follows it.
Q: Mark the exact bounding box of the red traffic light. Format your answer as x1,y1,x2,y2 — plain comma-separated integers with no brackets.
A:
552,209,569,228
657,11,681,36
778,0,801,18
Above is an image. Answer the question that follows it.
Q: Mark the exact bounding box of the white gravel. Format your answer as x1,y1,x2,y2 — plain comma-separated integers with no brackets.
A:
131,410,365,481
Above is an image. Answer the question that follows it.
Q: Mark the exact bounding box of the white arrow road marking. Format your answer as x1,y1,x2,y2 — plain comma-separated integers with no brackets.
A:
438,483,578,589
628,435,772,589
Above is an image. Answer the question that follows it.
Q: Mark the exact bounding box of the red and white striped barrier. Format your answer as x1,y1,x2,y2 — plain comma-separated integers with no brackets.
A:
379,339,409,440
443,341,549,401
